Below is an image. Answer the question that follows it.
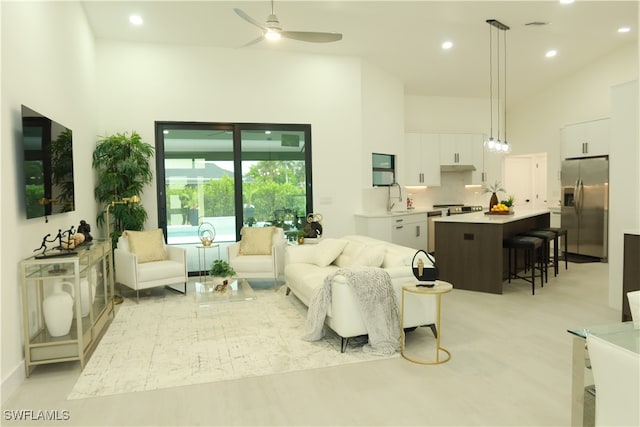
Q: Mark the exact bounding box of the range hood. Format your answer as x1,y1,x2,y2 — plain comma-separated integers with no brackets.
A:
440,164,476,172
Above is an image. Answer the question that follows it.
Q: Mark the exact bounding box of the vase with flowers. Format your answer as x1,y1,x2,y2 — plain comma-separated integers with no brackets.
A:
483,181,506,211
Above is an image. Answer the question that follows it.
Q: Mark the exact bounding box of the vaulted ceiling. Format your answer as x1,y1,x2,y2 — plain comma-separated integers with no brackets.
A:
82,1,638,107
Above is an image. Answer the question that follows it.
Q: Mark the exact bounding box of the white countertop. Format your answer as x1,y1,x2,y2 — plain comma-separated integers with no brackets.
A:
432,208,550,224
624,230,640,236
354,209,432,218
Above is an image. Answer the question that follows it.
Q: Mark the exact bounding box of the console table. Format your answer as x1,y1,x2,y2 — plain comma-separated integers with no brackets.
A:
20,240,114,376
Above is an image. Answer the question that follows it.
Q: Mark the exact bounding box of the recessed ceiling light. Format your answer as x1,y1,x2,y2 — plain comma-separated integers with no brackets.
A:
618,27,631,33
559,0,574,4
442,41,453,50
129,15,143,26
546,50,558,58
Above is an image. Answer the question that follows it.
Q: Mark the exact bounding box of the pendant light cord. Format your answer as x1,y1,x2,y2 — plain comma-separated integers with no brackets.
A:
489,24,493,140
503,29,507,144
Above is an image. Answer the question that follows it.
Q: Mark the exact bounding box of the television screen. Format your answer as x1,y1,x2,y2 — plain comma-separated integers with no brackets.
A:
22,105,75,219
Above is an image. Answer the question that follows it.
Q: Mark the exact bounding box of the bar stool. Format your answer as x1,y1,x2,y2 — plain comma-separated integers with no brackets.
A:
538,227,568,272
503,235,545,295
521,229,557,281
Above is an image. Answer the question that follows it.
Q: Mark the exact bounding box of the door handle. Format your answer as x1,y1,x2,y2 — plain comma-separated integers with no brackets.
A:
573,178,580,215
395,226,404,230
416,225,420,237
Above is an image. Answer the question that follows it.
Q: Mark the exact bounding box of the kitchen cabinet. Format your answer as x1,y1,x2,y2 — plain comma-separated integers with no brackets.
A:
440,133,486,185
20,240,114,376
354,212,428,250
404,133,440,186
561,118,610,159
439,134,473,166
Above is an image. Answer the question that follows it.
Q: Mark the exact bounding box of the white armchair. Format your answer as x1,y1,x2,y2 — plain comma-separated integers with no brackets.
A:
227,227,286,281
115,229,187,302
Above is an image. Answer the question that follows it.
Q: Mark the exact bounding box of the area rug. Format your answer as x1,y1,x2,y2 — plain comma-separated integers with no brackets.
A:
68,285,392,399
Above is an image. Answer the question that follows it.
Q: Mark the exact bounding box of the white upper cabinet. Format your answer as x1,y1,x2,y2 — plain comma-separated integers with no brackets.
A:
439,133,474,165
404,133,441,186
562,118,610,159
439,133,485,185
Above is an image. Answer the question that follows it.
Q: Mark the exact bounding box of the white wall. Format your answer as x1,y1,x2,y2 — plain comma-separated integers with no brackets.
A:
95,41,405,238
609,80,639,310
509,43,638,206
1,1,98,400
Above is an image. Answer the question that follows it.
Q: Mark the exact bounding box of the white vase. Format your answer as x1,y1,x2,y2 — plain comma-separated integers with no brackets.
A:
43,281,75,337
78,268,98,317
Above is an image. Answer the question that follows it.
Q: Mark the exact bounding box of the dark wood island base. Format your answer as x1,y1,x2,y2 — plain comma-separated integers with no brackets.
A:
434,209,551,294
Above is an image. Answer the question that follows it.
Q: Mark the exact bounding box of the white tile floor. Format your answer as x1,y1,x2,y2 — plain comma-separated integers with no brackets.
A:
2,262,617,426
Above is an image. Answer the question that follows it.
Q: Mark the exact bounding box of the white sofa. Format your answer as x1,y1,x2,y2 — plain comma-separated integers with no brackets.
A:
284,235,438,352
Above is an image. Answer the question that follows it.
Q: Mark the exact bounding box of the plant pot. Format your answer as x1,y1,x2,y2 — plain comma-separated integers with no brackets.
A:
489,192,499,210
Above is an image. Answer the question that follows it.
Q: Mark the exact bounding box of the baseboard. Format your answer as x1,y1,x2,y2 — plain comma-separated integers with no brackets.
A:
1,361,25,405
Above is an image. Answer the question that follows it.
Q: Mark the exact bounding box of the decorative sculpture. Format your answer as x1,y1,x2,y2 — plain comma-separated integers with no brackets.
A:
303,212,323,238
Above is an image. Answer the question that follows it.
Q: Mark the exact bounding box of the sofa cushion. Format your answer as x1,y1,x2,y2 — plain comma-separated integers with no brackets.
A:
313,238,348,267
334,241,365,268
351,244,386,267
125,229,167,264
240,227,274,255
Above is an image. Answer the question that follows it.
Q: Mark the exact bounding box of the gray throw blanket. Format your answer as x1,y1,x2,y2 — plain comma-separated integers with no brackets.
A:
303,267,400,356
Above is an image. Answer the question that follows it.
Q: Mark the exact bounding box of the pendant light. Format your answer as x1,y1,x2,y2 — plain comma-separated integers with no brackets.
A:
485,19,511,153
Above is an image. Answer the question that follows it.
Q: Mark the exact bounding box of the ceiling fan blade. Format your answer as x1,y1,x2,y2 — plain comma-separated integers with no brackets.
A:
280,31,343,43
238,35,265,48
233,8,266,31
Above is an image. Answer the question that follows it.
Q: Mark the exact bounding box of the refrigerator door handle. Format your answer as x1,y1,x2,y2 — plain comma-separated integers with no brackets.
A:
573,178,581,215
578,178,584,215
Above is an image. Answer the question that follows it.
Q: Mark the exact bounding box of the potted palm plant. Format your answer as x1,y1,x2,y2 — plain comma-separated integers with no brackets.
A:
92,131,154,247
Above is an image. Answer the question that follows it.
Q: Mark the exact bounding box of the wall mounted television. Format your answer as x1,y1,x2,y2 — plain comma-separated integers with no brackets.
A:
21,105,75,219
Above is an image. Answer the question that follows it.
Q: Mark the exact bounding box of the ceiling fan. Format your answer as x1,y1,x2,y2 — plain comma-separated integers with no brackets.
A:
233,0,343,47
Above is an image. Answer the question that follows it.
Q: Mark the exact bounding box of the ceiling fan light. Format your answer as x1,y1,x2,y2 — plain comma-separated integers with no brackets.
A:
265,30,281,40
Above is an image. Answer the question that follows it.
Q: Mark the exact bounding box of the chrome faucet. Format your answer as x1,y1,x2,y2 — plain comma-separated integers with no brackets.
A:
387,182,403,212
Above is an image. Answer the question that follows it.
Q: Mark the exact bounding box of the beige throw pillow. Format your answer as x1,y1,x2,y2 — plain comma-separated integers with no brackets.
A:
239,227,275,255
125,229,167,263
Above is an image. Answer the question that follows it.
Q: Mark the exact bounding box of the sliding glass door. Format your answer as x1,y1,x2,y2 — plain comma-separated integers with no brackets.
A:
155,122,312,273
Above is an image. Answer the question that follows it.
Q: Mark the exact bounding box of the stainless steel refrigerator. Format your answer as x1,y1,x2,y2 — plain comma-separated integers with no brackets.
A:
561,156,609,260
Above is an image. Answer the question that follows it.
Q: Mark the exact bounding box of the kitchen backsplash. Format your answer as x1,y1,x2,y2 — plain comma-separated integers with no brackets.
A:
364,172,493,213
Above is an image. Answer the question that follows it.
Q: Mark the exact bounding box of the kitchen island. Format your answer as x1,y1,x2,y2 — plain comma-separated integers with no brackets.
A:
433,209,550,294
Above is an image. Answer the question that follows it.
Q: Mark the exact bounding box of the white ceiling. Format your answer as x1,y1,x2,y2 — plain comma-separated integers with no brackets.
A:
81,1,638,107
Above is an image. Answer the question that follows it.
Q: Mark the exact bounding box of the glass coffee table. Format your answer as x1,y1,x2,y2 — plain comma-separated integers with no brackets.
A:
194,278,256,306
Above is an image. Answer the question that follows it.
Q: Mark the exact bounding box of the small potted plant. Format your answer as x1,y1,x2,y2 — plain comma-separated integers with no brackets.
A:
295,230,307,245
501,195,515,212
209,259,236,287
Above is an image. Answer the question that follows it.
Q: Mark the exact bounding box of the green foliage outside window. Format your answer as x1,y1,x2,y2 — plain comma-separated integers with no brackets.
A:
166,160,306,227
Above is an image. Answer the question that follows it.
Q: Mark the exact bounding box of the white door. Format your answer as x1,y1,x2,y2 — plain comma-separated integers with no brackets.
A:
504,153,548,209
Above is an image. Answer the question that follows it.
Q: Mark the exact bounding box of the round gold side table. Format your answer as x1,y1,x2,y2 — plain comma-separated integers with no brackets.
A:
400,280,453,365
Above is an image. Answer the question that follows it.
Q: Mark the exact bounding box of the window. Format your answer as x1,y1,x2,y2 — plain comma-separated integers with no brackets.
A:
155,122,313,272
